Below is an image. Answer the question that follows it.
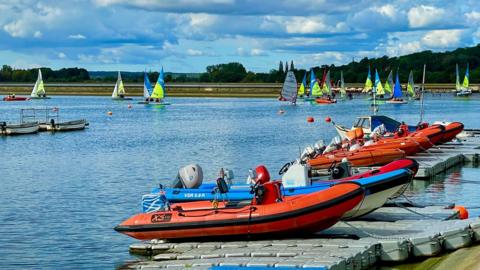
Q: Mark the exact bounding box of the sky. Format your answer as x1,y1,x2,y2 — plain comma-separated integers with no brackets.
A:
0,0,479,72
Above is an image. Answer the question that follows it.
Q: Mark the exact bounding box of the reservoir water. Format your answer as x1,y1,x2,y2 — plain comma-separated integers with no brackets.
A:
0,94,479,269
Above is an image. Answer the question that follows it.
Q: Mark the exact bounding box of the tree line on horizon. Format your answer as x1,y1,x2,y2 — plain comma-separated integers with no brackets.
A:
1,44,479,84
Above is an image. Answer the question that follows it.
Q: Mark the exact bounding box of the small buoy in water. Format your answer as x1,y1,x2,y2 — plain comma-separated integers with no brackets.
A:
307,116,314,123
454,205,469,219
278,109,285,115
325,116,331,123
128,104,132,109
107,111,113,116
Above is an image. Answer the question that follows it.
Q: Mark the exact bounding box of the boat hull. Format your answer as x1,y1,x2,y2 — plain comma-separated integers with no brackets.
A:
314,98,336,104
308,148,405,169
39,119,87,132
116,183,364,240
2,96,30,101
0,122,39,135
112,97,133,100
138,101,171,105
30,96,51,99
438,122,464,144
142,160,418,217
385,100,408,104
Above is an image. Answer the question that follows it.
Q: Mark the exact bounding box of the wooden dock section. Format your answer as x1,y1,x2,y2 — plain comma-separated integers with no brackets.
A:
123,206,480,270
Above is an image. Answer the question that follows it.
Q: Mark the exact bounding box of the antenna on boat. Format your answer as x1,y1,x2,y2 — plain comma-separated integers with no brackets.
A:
419,64,426,123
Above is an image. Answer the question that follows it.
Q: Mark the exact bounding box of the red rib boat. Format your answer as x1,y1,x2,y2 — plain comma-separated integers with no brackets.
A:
115,182,364,240
2,95,30,101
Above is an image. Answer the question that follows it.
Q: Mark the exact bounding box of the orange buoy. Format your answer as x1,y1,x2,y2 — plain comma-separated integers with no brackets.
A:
454,205,469,219
325,116,331,123
128,104,132,109
107,111,113,116
307,116,314,123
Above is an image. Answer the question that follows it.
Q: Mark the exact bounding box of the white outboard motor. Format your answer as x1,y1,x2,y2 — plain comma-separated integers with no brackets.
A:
313,140,326,154
300,145,316,162
172,164,203,188
323,136,341,154
371,124,386,137
282,161,310,187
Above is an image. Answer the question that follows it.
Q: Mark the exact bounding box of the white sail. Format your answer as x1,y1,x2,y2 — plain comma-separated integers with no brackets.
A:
112,71,125,98
340,71,346,97
31,69,45,97
280,71,298,103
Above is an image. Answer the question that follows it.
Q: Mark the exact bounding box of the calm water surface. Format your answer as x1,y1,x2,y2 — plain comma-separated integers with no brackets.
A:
0,94,479,269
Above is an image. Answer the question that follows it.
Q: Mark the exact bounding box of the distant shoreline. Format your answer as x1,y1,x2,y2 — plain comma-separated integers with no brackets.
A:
0,83,477,97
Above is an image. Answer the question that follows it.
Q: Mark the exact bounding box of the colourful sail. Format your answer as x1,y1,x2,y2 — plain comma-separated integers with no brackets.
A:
363,66,373,92
151,67,166,99
322,70,331,95
143,72,153,98
340,71,346,98
298,72,306,96
112,71,125,98
455,64,461,91
407,70,415,97
462,64,469,88
392,72,402,98
310,68,322,96
280,71,298,103
374,69,385,95
31,69,45,97
384,70,393,94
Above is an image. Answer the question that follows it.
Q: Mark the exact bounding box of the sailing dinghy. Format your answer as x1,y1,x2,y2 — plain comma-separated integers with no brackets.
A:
30,69,50,99
278,71,298,104
386,71,408,104
112,71,132,100
456,64,472,97
140,67,170,105
314,70,336,104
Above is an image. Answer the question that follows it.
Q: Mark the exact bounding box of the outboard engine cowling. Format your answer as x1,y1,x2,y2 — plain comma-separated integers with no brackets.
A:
172,164,203,188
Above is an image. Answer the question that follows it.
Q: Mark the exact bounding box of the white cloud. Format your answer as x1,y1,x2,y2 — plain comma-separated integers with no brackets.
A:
466,11,480,23
408,5,445,28
386,41,422,56
373,4,396,19
58,52,66,59
186,48,203,56
285,17,329,34
421,29,463,48
34,31,42,38
3,21,28,37
237,47,267,57
68,34,86,39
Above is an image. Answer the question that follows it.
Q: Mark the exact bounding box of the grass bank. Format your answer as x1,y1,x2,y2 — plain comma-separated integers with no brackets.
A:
0,83,478,97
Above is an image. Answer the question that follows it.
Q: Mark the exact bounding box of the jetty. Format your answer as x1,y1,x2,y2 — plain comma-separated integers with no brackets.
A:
120,135,480,270
124,206,479,269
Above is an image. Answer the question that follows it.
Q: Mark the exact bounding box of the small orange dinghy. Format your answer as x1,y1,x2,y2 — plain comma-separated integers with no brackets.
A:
115,182,364,240
308,148,405,169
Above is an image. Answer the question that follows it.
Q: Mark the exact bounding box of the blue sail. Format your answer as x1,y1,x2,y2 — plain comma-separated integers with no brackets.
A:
392,72,402,98
143,72,153,98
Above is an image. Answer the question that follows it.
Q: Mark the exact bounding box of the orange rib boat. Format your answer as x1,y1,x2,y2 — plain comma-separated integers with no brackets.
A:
315,98,336,104
114,182,364,240
438,122,464,144
410,125,445,145
362,136,432,156
308,148,405,169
